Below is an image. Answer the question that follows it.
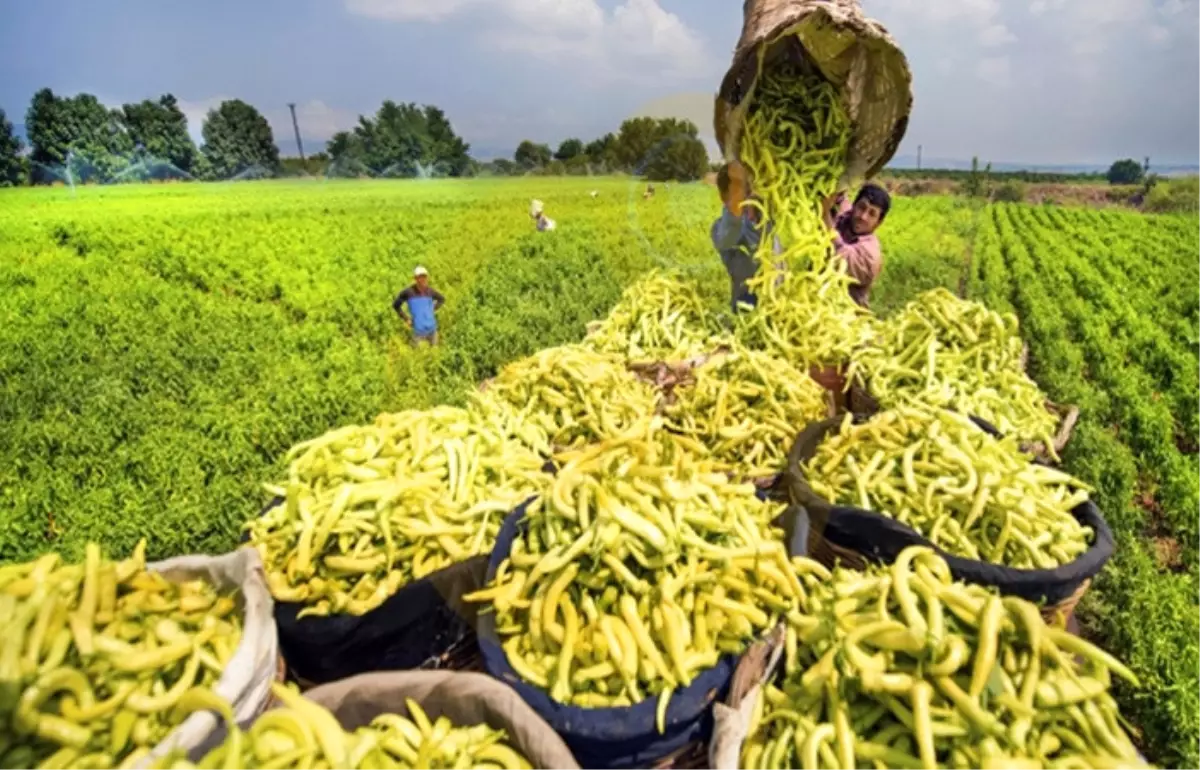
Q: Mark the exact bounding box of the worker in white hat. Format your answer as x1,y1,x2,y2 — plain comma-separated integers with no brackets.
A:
392,266,445,346
530,199,556,232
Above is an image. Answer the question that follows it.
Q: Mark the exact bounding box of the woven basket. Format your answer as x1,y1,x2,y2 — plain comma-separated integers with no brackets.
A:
788,415,1111,627
715,0,913,187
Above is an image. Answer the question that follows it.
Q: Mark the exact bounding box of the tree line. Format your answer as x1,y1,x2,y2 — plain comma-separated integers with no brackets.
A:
480,116,710,182
0,89,710,186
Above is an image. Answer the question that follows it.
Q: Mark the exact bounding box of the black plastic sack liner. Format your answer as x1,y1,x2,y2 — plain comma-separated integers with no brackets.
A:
477,501,736,770
251,497,506,686
784,414,1115,607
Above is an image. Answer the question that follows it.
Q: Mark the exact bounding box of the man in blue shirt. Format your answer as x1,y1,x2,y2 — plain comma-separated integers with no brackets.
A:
393,266,445,347
710,160,783,313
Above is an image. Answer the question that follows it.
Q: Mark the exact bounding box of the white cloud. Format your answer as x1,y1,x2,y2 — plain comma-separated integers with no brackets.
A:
979,23,1017,47
175,97,357,150
1148,24,1170,44
864,0,1016,81
344,0,708,83
976,56,1012,87
343,0,476,22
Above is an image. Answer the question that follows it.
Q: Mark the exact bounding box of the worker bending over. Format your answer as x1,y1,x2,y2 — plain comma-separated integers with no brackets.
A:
823,184,889,308
530,200,556,232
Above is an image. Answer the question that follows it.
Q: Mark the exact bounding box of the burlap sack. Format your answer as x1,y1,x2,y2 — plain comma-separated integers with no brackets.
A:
304,671,580,769
714,0,913,187
708,625,786,770
140,547,278,766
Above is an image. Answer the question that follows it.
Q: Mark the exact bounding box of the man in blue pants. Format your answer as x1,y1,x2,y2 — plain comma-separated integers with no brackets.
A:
393,266,445,347
711,160,784,313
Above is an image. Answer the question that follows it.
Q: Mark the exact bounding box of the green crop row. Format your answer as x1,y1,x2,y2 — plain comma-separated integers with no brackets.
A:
969,203,1199,767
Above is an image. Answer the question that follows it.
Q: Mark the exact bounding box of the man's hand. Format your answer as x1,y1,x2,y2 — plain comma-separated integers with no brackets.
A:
726,160,750,216
821,192,839,231
404,317,412,328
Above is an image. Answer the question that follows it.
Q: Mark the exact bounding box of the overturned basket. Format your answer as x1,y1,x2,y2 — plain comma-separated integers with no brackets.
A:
714,0,913,187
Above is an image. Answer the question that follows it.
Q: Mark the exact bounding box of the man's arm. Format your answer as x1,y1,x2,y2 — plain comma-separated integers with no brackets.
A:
392,287,412,320
711,206,744,252
833,234,882,288
431,288,446,310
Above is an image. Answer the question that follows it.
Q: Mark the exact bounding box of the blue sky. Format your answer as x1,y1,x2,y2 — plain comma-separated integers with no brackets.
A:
2,0,1197,166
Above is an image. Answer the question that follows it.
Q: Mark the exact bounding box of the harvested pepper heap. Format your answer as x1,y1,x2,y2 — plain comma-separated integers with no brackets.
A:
467,418,799,730
0,542,241,770
469,344,659,456
154,683,531,770
663,341,828,478
250,405,549,617
741,546,1145,770
734,59,877,372
585,271,721,361
805,407,1093,569
848,288,1060,455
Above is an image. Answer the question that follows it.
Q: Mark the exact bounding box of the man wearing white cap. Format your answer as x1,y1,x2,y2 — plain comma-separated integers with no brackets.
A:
530,199,556,232
392,266,445,346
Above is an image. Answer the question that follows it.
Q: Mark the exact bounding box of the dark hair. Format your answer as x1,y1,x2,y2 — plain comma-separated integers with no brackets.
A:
854,183,892,222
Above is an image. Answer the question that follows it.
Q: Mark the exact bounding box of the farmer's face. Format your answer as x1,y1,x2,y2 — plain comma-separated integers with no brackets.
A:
851,199,883,235
416,275,429,289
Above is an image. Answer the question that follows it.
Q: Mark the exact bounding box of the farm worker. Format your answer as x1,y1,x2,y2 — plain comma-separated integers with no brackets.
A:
822,183,889,308
530,199,556,232
393,266,445,347
711,160,783,313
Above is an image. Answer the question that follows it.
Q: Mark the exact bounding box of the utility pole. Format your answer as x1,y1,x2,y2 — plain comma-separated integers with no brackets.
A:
288,103,305,162
916,144,922,170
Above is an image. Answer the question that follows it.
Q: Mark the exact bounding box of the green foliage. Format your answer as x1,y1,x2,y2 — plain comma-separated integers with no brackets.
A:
642,135,708,182
0,178,726,565
554,138,583,162
199,99,280,179
1144,176,1199,213
514,140,552,170
120,94,197,177
26,88,133,183
1107,158,1145,185
869,197,977,317
967,202,1200,767
326,102,471,178
885,167,1106,184
0,108,23,186
961,155,992,198
991,180,1025,203
279,153,330,177
584,133,616,169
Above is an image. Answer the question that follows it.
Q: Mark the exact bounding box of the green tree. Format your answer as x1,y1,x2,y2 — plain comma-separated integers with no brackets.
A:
613,117,708,179
514,140,552,170
120,94,196,177
199,99,280,179
644,135,708,182
612,117,661,172
421,105,471,176
325,101,470,177
0,108,23,186
554,138,583,162
584,133,615,170
489,158,517,176
26,88,132,183
1107,158,1144,185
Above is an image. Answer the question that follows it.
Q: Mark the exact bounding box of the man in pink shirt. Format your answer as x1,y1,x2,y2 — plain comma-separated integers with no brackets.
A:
822,183,889,308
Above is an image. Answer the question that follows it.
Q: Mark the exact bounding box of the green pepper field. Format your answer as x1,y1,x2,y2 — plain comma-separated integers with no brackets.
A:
0,178,1195,765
